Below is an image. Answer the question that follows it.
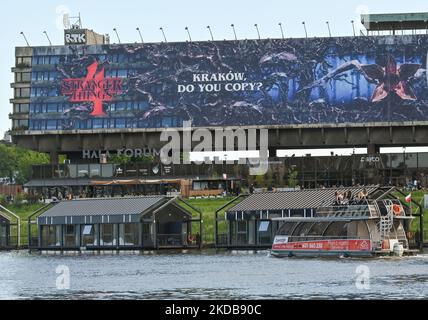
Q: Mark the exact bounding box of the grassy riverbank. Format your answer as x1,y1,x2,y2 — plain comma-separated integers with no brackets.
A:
179,197,235,243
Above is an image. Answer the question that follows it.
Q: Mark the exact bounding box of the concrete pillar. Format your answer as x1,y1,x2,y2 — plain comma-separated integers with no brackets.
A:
367,144,380,155
50,151,59,165
269,147,278,158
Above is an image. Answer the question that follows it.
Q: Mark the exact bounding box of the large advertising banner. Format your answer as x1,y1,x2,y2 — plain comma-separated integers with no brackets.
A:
29,35,428,130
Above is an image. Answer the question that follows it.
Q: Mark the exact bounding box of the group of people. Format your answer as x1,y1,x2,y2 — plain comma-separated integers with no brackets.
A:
333,188,369,205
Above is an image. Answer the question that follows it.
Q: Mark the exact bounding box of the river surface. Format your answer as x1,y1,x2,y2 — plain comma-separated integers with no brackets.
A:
0,250,427,300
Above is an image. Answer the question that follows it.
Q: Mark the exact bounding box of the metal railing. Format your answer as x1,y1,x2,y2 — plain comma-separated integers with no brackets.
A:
156,234,185,247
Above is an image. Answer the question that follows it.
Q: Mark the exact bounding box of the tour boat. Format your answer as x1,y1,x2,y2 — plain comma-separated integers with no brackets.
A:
271,198,415,257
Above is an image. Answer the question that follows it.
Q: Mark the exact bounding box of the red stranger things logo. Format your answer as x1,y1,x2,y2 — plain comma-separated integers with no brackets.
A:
61,61,123,116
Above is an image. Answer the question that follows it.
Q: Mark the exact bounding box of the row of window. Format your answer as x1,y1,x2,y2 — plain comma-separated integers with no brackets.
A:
41,224,141,248
32,56,61,65
29,101,150,114
29,117,182,130
105,69,139,78
14,69,144,85
30,87,58,97
30,54,149,66
31,71,59,82
14,102,150,115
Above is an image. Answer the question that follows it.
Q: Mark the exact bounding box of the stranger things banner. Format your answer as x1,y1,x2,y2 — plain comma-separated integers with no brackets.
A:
29,35,428,130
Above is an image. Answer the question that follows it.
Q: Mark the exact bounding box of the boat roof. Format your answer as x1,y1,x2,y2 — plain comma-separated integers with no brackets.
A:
227,186,396,214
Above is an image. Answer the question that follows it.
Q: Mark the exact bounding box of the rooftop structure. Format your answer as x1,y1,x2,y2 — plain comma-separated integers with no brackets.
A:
361,12,428,34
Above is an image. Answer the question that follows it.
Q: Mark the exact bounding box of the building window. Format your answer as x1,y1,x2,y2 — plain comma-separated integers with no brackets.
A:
41,225,62,247
32,56,60,65
16,57,32,67
100,224,117,246
32,71,58,81
92,119,104,129
119,224,140,246
12,120,29,129
47,104,59,113
236,221,247,244
46,120,58,130
64,225,77,247
14,104,29,113
115,119,126,128
15,72,31,83
81,225,99,247
14,87,30,98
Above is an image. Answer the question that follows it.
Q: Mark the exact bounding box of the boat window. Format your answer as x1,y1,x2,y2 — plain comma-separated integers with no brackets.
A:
323,222,349,238
277,222,297,236
291,222,314,237
307,222,330,236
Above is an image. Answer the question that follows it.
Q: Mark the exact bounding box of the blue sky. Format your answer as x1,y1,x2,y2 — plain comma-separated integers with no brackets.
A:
1,0,428,137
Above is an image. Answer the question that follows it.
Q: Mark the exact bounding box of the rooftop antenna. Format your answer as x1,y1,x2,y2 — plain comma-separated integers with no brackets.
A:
231,24,237,40
185,26,192,42
113,28,121,44
136,27,144,43
68,12,82,29
19,31,30,47
278,22,285,39
254,24,261,40
43,31,52,46
326,21,332,37
207,25,214,41
302,21,308,38
351,20,356,36
63,12,71,30
159,27,167,42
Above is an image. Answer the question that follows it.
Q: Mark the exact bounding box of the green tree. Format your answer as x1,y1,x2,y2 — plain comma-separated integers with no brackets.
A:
0,144,49,184
0,144,16,180
287,167,299,188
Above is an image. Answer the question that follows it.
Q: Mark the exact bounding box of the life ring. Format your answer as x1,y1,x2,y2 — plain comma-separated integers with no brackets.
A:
392,204,402,216
187,234,194,243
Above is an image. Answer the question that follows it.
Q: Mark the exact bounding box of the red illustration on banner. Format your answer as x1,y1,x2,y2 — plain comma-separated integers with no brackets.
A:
61,61,123,116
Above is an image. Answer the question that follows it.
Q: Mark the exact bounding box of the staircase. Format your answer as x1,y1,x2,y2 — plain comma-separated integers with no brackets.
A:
377,200,394,240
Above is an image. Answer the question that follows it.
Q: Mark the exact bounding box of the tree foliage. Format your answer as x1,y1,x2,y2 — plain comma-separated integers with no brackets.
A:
0,144,49,184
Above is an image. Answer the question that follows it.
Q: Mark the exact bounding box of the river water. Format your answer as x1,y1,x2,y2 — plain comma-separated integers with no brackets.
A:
0,250,427,300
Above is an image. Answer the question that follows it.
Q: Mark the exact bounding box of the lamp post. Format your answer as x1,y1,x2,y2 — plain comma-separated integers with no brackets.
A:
231,24,237,40
326,21,332,37
20,32,30,46
254,23,261,40
113,28,121,44
351,20,356,36
159,27,167,42
302,21,308,38
185,26,192,42
207,25,214,41
43,31,52,46
136,27,144,43
278,22,285,39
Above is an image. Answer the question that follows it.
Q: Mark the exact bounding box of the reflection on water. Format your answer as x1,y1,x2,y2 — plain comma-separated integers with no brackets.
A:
0,250,427,300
